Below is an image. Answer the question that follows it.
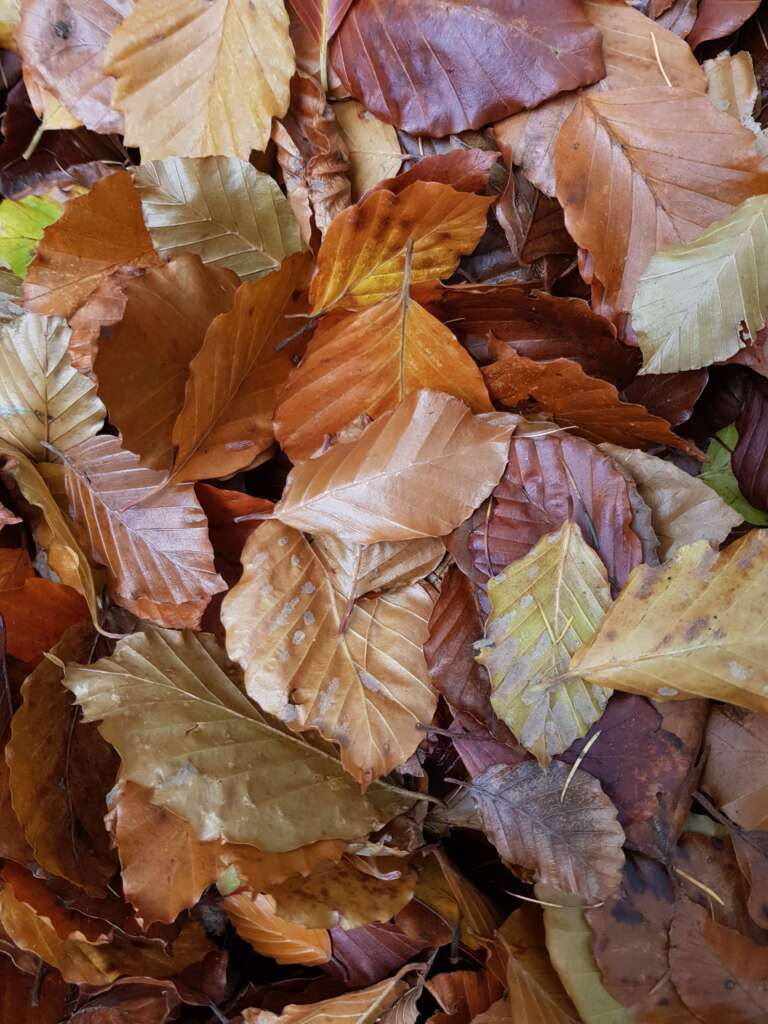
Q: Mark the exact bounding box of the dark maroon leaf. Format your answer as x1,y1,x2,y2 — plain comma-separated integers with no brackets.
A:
326,922,429,988
734,376,768,510
688,0,760,48
367,150,500,198
672,833,761,940
451,710,529,777
622,370,708,428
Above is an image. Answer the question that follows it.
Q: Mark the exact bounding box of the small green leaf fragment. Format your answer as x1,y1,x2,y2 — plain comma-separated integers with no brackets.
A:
0,195,63,277
700,424,768,527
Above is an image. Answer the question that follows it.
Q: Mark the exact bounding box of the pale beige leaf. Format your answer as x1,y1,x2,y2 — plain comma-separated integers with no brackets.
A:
273,390,514,543
62,626,414,851
105,0,295,159
571,529,768,713
135,157,304,281
0,314,103,461
633,195,768,373
170,253,311,483
313,534,444,601
223,892,330,966
242,972,409,1024
334,100,402,199
64,435,225,629
704,50,768,149
600,444,743,559
222,521,437,785
269,857,416,930
0,0,19,50
0,442,98,621
476,522,613,765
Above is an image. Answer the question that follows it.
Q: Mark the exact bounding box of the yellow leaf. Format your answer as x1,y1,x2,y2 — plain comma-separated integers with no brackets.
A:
571,529,768,713
334,100,402,199
105,0,295,159
477,522,613,765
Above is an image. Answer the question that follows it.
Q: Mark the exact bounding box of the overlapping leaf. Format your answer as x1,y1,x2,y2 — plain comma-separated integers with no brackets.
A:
223,892,331,966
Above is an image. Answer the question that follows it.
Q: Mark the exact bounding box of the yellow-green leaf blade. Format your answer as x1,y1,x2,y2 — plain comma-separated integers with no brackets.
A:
0,195,62,277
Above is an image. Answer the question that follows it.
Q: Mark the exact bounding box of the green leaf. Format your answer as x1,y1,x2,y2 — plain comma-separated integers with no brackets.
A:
700,425,768,526
0,195,63,277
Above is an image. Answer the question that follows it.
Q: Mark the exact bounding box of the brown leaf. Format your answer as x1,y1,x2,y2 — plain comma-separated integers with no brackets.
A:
426,969,504,1024
17,0,129,134
274,292,492,461
0,576,90,665
24,171,162,318
64,434,225,629
308,182,493,312
688,0,760,47
368,151,500,198
242,971,409,1023
0,955,69,1024
483,347,702,457
223,891,331,966
70,979,181,1024
330,0,605,136
555,87,768,311
734,376,768,510
701,705,768,830
274,390,513,543
328,922,430,988
470,761,625,902
7,623,118,894
67,266,138,374
312,534,444,602
0,547,32,590
673,832,759,938
94,255,238,471
170,253,311,482
622,370,708,428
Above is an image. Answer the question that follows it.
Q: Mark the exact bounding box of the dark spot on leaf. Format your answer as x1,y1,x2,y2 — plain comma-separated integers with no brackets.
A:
53,19,71,39
724,979,736,990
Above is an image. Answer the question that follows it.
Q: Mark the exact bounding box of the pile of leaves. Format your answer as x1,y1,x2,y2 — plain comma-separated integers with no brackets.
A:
1,0,768,1021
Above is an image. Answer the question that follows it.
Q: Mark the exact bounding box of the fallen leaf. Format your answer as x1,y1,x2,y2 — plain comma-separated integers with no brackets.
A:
63,626,415,850
470,760,625,901
732,830,768,931
701,423,768,526
274,291,492,461
734,375,768,510
329,922,430,988
170,253,310,483
673,831,758,938
24,171,161,318
66,266,138,374
369,150,498,200
94,255,238,471
222,520,437,785
0,547,32,589
105,0,294,159
16,0,130,134
688,0,761,48
274,390,513,542
0,312,104,460
333,100,402,200
0,194,62,277
571,529,768,713
241,971,408,1023
600,444,743,559
477,523,613,764
426,969,504,1024
330,0,605,136
0,0,19,50
0,955,68,1024
555,88,768,312
308,182,493,312
6,622,118,892
0,577,90,663
701,705,768,830
621,369,709,428
135,157,304,280
223,891,331,966
313,534,444,602
289,0,355,50
483,348,701,456
704,51,765,140
64,434,226,629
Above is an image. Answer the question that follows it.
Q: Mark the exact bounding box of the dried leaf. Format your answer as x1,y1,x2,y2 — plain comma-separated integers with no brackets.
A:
223,891,331,966
334,100,402,199
24,171,161,318
705,51,764,135
274,390,513,543
370,151,500,199
242,971,408,1024
477,523,613,765
64,434,225,629
427,969,504,1024
62,626,415,850
0,194,62,277
105,0,294,159
471,761,625,902
135,157,304,280
621,370,708,428
734,376,768,510
688,0,760,48
572,529,768,713
701,705,768,830
313,534,444,602
329,922,429,989
0,955,68,1024
0,577,89,663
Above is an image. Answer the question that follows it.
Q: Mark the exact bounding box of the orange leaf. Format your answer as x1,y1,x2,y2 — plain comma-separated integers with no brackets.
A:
0,577,89,664
223,891,331,966
24,171,162,319
0,955,68,1024
0,547,33,590
483,347,701,457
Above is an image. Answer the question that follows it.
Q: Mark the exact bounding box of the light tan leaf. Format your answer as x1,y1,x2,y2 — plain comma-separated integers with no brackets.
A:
135,157,304,280
64,434,225,629
700,705,768,831
62,626,415,851
24,171,162,319
471,761,625,902
222,521,437,785
94,255,238,471
313,534,444,601
274,390,514,543
476,523,613,765
704,50,767,146
274,292,492,461
632,195,768,374
269,857,417,930
105,0,295,159
555,88,768,312
334,100,403,199
242,972,409,1024
223,892,330,966
571,528,768,713
0,442,98,620
600,444,743,559
0,0,19,50
170,253,310,483
308,181,493,312
0,313,103,461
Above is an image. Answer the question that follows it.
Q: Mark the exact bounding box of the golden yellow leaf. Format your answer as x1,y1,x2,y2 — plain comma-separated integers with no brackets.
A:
274,390,514,543
334,100,402,199
223,892,331,966
477,522,613,765
62,626,415,851
571,529,768,713
0,0,19,50
222,521,437,785
105,0,295,159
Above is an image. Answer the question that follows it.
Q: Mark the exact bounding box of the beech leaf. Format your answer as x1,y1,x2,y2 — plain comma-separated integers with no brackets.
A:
0,194,62,278
223,891,331,966
700,424,768,526
313,534,444,602
334,100,402,200
701,705,768,831
242,971,409,1024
